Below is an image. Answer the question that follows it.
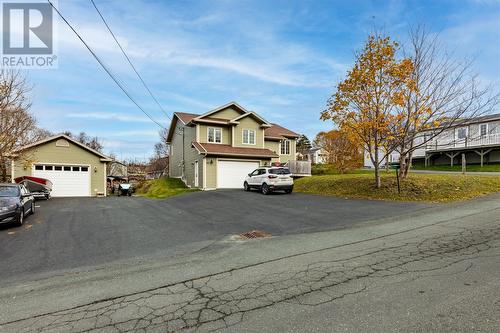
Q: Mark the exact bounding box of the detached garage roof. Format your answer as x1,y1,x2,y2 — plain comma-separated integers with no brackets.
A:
16,134,113,162
192,142,278,158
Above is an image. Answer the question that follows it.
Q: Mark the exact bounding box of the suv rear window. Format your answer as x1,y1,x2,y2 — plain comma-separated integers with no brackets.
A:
269,168,291,175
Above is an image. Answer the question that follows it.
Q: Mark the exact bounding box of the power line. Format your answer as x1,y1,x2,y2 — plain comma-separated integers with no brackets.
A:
89,0,171,120
47,0,167,130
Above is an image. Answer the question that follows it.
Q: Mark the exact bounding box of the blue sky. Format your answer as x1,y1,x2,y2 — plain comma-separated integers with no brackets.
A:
23,0,500,160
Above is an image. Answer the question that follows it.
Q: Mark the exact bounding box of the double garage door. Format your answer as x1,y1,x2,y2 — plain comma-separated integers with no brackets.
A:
33,164,91,197
217,160,260,189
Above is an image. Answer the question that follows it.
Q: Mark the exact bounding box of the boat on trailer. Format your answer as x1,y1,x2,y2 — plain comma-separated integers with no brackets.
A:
14,176,53,200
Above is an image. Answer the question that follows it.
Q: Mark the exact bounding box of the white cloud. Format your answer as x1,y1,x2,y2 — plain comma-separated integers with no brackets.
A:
66,112,152,123
51,1,343,88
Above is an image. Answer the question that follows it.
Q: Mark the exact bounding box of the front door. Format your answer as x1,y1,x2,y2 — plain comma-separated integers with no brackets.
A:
194,161,199,187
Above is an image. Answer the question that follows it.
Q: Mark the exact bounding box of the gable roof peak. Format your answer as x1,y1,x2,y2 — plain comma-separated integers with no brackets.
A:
15,134,112,161
194,101,248,120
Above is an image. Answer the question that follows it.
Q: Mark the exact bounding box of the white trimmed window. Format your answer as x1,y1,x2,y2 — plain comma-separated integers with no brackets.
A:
242,129,256,145
208,127,222,143
280,139,290,155
480,124,488,137
456,127,467,140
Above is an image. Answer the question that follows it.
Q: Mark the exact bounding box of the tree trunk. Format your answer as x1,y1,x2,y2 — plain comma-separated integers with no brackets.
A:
398,153,406,179
374,145,381,189
0,162,6,182
402,151,413,178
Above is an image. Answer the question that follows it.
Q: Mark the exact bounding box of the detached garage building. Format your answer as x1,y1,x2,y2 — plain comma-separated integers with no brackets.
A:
12,135,112,197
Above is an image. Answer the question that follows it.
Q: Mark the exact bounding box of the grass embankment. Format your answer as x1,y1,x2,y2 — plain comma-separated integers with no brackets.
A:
135,177,198,199
411,164,500,172
295,173,500,203
312,164,373,175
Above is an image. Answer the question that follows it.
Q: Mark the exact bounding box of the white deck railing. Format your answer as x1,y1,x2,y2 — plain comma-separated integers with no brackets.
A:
286,160,311,176
426,133,500,151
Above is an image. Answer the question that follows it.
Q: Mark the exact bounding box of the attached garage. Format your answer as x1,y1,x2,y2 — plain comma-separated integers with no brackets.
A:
12,135,112,197
216,160,260,189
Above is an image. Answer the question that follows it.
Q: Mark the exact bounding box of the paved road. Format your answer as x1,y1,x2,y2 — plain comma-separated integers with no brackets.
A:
0,190,431,285
0,194,498,332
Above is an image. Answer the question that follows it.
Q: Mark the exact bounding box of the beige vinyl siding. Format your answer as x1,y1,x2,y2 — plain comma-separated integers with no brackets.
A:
204,156,217,188
264,140,281,163
198,125,231,144
209,107,242,120
281,139,296,163
13,140,106,196
233,117,264,148
264,138,296,163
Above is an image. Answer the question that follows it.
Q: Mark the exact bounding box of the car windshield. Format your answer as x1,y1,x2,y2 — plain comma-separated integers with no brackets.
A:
269,168,291,175
0,186,19,197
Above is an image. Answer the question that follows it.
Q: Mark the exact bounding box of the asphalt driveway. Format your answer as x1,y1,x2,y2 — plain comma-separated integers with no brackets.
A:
0,190,433,285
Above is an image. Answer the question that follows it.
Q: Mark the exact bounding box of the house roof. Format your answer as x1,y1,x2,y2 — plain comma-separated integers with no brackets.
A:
229,112,272,127
192,142,278,158
462,113,500,125
175,112,198,124
15,134,113,162
194,101,248,120
264,124,300,139
168,103,299,142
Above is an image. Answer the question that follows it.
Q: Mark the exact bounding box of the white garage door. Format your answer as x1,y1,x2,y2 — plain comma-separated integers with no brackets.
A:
33,164,91,197
217,160,260,189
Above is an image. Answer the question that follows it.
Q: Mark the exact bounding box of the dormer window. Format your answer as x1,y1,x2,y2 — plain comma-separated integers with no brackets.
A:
242,129,256,145
208,127,222,143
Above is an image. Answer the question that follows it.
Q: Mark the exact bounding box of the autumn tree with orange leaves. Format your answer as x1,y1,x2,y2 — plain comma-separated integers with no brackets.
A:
314,130,363,173
321,34,415,188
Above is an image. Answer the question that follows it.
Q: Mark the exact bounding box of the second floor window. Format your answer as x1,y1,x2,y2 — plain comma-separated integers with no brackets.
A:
480,124,488,137
242,129,256,145
456,127,467,140
280,139,290,155
208,127,222,143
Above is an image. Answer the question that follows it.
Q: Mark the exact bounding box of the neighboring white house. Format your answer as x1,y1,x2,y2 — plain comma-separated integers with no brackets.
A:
312,148,329,164
364,113,500,168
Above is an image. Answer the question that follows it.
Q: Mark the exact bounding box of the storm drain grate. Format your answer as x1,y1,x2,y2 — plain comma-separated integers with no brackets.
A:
238,230,272,239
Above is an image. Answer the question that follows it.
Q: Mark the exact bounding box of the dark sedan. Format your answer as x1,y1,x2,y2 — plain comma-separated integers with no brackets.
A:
0,183,35,226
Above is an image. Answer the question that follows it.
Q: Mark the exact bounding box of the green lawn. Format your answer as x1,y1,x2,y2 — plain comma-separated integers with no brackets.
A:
135,177,198,199
411,164,500,172
312,164,374,175
294,173,500,203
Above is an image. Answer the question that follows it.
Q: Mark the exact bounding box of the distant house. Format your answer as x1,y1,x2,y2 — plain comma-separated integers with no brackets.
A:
307,147,329,164
166,102,307,189
146,157,169,179
108,160,128,179
127,163,147,182
107,160,128,190
364,113,500,168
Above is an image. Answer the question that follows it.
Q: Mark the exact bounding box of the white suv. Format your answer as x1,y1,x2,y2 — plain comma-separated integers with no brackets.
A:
244,167,294,194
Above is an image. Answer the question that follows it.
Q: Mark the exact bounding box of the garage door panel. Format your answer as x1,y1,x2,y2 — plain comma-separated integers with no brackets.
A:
217,160,259,189
33,165,90,197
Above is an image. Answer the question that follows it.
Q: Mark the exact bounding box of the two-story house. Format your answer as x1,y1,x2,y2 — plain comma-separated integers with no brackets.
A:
166,102,300,189
364,113,500,168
